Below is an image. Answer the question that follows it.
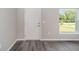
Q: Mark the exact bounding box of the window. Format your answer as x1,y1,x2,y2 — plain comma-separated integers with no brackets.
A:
59,8,77,33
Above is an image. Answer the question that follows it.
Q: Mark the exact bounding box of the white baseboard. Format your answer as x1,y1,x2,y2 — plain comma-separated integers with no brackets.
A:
40,39,79,41
17,39,27,41
16,38,79,41
7,39,17,51
17,39,40,41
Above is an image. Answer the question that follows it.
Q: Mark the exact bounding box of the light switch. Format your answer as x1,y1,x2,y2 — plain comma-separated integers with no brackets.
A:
48,32,50,35
0,44,2,49
42,21,46,24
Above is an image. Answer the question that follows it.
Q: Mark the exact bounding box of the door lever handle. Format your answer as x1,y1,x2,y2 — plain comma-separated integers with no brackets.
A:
37,24,40,27
38,22,40,24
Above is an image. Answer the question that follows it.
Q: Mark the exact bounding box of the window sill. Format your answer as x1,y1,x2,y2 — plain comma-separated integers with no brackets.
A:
59,32,79,34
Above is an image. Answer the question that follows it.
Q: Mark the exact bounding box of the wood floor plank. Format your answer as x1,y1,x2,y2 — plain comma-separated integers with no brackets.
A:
10,40,79,51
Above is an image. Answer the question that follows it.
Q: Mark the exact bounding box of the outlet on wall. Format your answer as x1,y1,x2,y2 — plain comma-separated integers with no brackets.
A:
0,44,2,49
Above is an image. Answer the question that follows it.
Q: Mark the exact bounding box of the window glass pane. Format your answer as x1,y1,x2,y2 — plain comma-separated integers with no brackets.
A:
59,8,76,33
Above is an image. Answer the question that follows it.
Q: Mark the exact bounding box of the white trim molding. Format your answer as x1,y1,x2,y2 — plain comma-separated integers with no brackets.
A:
17,39,79,41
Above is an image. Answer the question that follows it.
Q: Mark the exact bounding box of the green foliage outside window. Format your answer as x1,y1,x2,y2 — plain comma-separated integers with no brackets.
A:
59,9,76,24
59,9,76,32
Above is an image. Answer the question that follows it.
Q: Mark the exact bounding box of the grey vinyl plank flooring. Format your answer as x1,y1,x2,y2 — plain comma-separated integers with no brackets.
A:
10,40,79,51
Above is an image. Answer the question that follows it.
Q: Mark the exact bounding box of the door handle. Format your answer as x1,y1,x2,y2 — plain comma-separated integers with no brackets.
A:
38,22,40,24
37,22,40,27
37,24,40,27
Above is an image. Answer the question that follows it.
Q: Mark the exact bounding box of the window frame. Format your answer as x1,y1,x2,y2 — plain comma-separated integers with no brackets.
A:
59,8,79,34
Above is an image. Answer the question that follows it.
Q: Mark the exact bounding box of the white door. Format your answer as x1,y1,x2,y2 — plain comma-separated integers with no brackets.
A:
24,8,41,40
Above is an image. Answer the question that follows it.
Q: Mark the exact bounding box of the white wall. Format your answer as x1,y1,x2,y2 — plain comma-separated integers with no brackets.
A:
41,8,59,39
0,8,17,51
17,8,24,39
42,8,79,39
